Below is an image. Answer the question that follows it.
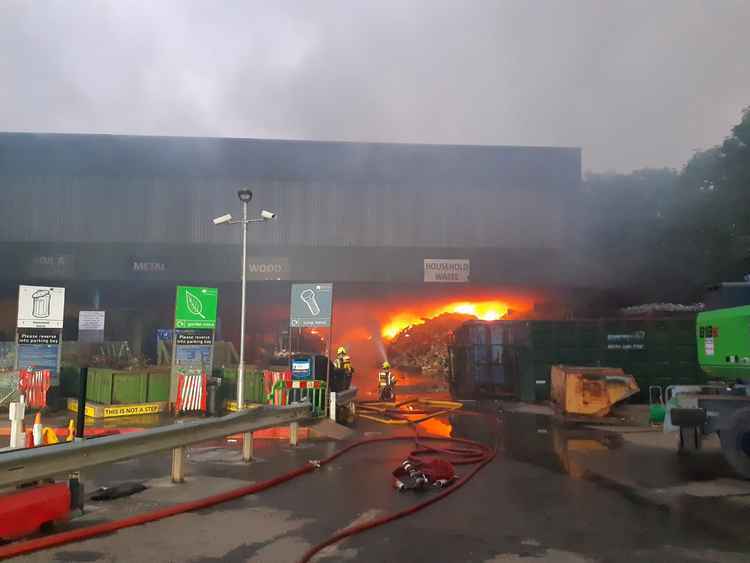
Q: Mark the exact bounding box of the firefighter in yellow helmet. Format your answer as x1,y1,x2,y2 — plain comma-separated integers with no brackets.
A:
378,361,397,401
335,346,353,375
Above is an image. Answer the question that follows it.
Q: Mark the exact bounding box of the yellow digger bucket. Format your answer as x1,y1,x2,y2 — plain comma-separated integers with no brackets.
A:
551,365,639,417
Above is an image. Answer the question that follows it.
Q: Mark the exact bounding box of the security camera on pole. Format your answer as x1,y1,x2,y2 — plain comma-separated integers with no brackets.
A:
213,189,277,419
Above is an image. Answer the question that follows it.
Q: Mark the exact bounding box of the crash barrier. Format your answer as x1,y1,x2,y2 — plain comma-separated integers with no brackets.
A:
175,371,207,413
19,369,51,409
0,404,311,489
267,379,327,417
329,387,358,423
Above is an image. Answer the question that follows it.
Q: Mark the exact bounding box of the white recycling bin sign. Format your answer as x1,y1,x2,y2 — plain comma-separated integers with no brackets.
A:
17,285,66,328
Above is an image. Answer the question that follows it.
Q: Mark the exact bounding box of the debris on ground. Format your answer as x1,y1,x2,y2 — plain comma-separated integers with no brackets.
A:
89,482,147,501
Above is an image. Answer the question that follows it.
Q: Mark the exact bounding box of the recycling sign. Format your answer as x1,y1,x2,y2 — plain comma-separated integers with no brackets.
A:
175,286,218,329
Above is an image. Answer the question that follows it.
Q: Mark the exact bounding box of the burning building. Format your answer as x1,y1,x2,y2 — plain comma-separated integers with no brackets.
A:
0,132,589,380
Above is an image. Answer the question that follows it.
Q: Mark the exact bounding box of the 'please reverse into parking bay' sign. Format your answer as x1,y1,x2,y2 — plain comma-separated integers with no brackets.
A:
424,259,470,282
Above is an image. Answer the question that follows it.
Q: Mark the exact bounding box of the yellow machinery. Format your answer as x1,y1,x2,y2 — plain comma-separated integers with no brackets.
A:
551,365,639,417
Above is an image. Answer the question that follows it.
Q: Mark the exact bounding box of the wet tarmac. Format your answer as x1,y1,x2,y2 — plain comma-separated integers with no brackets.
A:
7,395,750,562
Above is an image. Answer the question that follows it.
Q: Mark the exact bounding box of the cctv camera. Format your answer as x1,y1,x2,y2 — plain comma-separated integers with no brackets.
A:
213,213,232,225
237,189,253,202
260,209,277,220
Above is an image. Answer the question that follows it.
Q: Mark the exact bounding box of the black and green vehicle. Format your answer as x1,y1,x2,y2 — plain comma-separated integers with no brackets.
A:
670,283,750,478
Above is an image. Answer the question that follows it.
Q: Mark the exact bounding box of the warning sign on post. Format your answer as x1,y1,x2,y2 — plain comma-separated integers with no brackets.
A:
424,259,470,283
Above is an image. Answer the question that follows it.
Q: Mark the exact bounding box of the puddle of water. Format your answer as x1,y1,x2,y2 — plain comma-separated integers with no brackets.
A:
508,412,623,476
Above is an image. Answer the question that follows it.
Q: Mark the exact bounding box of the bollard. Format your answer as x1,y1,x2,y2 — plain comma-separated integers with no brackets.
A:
8,399,26,449
242,431,254,462
75,367,88,441
171,447,186,483
289,421,299,447
329,392,337,422
68,473,85,515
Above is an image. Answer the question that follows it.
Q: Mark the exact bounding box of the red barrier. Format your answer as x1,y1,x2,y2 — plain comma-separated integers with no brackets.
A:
0,483,70,541
18,369,51,409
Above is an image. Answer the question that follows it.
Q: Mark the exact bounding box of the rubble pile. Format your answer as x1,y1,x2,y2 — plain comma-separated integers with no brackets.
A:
386,313,474,377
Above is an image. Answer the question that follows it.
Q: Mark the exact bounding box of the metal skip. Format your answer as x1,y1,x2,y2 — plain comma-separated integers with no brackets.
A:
550,365,639,417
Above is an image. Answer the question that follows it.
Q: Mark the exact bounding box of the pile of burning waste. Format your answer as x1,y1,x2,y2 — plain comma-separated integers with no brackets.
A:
385,313,474,377
380,299,524,377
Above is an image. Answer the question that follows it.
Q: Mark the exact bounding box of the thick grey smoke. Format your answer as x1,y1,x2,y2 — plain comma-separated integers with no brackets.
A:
0,0,748,172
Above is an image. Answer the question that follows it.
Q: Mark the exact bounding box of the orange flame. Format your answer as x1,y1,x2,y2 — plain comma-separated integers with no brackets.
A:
381,300,514,339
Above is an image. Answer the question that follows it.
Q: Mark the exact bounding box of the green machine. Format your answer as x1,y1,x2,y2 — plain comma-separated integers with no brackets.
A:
671,287,750,478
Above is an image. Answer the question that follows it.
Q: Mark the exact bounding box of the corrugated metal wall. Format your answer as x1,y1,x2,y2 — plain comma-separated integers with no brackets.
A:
0,133,580,249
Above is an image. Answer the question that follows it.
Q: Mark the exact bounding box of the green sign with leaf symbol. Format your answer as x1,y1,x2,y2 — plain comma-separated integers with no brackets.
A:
175,286,218,329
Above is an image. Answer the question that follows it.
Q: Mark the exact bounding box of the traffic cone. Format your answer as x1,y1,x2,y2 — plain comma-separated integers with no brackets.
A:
25,429,34,448
42,427,59,444
32,412,43,446
66,420,76,442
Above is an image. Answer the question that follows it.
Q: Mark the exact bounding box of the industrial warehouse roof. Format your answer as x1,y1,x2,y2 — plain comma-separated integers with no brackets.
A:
0,132,580,189
0,132,580,250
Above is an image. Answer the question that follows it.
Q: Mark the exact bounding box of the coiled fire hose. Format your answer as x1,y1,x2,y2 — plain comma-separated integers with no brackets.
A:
0,421,496,562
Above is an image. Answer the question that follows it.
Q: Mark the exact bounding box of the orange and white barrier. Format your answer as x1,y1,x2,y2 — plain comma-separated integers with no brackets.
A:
264,370,291,407
19,369,51,409
176,371,207,413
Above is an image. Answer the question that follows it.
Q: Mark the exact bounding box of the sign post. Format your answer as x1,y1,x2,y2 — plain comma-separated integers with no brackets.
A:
16,285,65,387
170,286,218,406
290,283,334,415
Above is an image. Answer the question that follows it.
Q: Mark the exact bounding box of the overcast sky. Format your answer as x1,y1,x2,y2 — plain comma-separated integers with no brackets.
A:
1,0,748,172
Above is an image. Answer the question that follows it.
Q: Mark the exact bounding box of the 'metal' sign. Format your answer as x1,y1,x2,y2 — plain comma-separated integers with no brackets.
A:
424,259,470,283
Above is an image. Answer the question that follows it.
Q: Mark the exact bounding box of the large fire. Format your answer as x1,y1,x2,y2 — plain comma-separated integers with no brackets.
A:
381,300,515,340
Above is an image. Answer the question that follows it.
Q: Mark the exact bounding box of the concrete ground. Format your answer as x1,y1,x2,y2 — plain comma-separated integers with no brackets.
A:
4,394,750,562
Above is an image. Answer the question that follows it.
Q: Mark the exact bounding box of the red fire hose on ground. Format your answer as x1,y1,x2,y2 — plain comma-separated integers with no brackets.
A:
0,422,496,562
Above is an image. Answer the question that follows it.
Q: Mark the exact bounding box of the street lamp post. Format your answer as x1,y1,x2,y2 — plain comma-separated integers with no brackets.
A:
213,189,277,413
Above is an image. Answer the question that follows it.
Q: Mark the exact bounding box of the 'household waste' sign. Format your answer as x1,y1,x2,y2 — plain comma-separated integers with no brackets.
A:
424,259,470,283
175,286,218,329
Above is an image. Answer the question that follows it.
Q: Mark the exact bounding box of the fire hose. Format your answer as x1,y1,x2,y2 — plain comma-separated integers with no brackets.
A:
0,421,496,562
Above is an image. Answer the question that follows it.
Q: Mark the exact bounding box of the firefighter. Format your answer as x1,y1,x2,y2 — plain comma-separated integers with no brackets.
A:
378,361,397,401
335,346,353,374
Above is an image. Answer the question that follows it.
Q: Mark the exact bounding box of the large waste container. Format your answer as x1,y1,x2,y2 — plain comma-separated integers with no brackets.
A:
451,318,703,402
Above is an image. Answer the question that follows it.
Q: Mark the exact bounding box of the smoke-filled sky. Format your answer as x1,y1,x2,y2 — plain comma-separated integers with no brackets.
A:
1,0,748,172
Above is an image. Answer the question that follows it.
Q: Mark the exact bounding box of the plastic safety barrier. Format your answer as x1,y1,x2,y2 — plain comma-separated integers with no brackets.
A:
18,369,51,409
176,371,207,413
267,379,327,417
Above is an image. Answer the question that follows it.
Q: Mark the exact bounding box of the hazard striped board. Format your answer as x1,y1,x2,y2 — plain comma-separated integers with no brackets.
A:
285,380,324,390
19,369,51,409
176,371,207,413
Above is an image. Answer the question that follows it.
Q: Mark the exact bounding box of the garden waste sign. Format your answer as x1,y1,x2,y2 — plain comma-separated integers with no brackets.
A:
171,286,218,404
175,286,218,329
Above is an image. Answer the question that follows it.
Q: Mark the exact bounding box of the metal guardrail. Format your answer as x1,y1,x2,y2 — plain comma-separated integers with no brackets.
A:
0,404,311,488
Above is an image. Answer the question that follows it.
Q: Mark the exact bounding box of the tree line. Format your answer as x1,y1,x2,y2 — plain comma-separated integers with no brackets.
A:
582,107,750,304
